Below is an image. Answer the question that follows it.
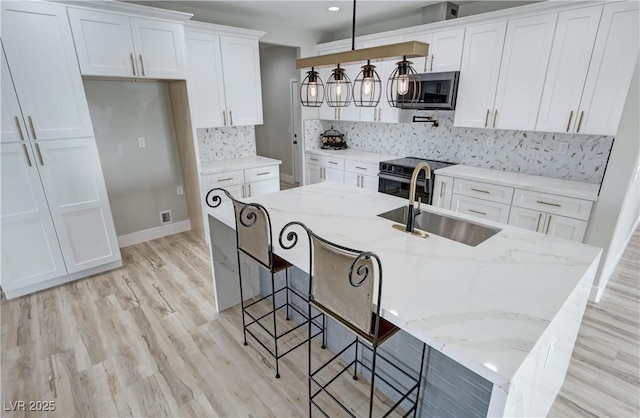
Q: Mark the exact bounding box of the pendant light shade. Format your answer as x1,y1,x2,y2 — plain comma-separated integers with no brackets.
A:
353,60,382,107
387,57,420,108
300,67,324,107
326,65,353,107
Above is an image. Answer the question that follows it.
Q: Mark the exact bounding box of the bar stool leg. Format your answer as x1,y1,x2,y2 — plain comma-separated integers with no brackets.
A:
308,298,313,417
236,250,248,346
368,339,380,418
285,268,291,321
353,339,359,380
270,270,280,378
321,314,326,349
413,343,427,418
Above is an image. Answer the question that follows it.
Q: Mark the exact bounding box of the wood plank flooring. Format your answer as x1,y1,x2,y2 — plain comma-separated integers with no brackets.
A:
1,228,638,417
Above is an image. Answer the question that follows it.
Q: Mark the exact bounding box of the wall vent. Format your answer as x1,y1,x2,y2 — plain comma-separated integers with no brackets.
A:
160,210,172,225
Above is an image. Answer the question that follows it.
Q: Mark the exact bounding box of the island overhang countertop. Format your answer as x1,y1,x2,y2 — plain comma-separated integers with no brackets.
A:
206,182,602,390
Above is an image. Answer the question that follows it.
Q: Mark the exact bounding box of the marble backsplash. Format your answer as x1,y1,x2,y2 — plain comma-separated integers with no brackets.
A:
197,126,256,162
304,112,614,183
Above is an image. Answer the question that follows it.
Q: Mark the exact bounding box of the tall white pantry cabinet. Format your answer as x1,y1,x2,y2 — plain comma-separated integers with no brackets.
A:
1,1,121,299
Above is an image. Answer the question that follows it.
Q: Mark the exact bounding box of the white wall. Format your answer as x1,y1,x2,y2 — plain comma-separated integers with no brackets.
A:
585,58,640,301
84,80,189,236
255,44,298,180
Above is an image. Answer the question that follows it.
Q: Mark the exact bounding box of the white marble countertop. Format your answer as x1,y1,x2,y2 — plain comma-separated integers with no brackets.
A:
206,183,601,387
200,155,282,175
306,149,397,164
435,165,600,201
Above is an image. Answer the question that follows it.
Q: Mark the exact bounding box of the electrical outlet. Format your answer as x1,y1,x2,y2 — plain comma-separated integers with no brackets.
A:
558,142,569,154
177,185,184,196
138,137,146,148
160,210,172,225
486,138,495,147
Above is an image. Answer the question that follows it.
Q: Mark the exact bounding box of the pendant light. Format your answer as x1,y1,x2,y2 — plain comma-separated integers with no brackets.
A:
387,56,421,108
353,60,382,107
300,67,324,107
325,64,353,107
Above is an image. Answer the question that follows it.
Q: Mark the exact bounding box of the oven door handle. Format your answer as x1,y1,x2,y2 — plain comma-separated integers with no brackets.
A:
378,173,428,187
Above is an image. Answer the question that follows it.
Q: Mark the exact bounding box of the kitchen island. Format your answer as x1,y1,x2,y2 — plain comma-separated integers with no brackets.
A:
206,182,602,417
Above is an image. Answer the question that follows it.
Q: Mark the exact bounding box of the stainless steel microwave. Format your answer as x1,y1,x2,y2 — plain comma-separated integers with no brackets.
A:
395,71,460,110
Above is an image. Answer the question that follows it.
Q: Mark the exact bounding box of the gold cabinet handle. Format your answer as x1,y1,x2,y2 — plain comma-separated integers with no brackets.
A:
321,167,325,179
536,200,561,208
139,54,146,76
35,143,44,165
492,109,498,128
440,182,446,198
28,116,37,139
328,161,338,165
241,185,245,198
535,213,542,232
256,172,270,176
545,215,552,234
22,144,32,167
309,157,319,162
355,166,366,170
576,110,584,133
470,188,490,194
130,53,136,76
217,177,234,182
247,183,251,197
229,110,233,126
430,54,434,72
378,108,382,121
566,110,574,133
222,111,227,126
14,116,25,141
468,209,487,216
484,109,490,128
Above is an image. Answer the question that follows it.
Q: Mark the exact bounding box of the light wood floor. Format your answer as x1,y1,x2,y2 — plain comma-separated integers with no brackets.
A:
1,229,638,417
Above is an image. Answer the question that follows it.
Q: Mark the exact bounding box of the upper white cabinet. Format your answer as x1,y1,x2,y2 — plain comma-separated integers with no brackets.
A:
185,23,264,128
536,6,603,134
576,1,639,135
454,13,557,130
361,39,402,124
1,1,94,140
68,9,186,79
317,45,362,122
1,48,28,143
409,28,465,73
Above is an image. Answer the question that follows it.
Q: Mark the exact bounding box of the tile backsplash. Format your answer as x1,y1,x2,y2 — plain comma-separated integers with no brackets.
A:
197,126,256,162
304,112,614,183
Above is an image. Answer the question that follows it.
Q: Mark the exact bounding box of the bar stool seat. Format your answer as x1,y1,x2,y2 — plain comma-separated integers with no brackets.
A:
206,188,325,379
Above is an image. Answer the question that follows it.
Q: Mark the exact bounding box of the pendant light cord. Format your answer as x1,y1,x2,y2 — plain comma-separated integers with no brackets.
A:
351,0,356,51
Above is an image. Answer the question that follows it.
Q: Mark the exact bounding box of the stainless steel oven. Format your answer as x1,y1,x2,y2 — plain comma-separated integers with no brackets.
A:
378,157,456,204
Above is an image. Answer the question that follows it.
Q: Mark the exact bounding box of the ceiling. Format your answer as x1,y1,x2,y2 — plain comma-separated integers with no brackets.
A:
128,1,468,33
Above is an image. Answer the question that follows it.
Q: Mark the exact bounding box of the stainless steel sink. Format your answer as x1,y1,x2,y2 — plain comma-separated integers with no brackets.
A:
378,206,502,247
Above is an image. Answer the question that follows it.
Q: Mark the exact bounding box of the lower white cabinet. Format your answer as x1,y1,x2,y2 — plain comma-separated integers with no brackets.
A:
1,138,121,295
508,206,587,242
432,175,454,209
305,153,345,184
344,159,379,191
450,194,511,224
201,164,280,201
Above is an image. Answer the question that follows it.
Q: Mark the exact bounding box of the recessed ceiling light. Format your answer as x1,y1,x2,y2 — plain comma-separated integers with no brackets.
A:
328,6,340,12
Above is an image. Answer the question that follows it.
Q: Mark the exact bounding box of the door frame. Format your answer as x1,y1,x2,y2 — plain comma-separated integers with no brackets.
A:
289,78,302,185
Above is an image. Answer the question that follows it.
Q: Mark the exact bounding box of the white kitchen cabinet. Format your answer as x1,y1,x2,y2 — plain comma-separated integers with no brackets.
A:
1,1,94,140
454,13,557,131
576,1,640,135
185,23,264,128
317,45,361,122
68,9,186,79
0,142,67,289
453,21,507,128
245,178,279,197
1,48,28,143
360,39,402,124
201,165,280,200
536,6,603,134
508,206,587,242
432,175,453,209
306,152,345,184
344,159,380,191
451,195,511,224
409,28,465,73
306,163,323,185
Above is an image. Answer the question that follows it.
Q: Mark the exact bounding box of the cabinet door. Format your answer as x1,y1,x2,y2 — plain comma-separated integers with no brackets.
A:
430,28,465,72
361,38,402,123
360,174,379,191
1,143,67,289
508,206,545,232
432,176,453,209
247,178,280,197
67,9,137,77
453,21,507,128
130,17,186,80
536,6,603,133
544,214,587,242
307,163,323,185
318,65,337,120
185,30,226,128
324,166,344,183
577,2,640,135
451,194,511,224
1,1,94,140
220,36,263,126
1,47,28,143
35,138,121,273
344,171,360,188
493,13,557,131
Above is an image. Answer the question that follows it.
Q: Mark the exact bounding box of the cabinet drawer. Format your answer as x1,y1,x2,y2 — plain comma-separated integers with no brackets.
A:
512,189,592,221
451,194,511,224
203,170,244,189
306,152,344,169
244,165,279,183
344,159,378,175
453,178,514,204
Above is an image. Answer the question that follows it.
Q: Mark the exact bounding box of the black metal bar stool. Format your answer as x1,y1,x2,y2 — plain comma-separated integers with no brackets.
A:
280,221,426,417
206,188,325,378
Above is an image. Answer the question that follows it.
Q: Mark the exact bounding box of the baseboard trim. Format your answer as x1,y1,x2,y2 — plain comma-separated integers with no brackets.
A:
281,173,294,184
117,220,191,248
